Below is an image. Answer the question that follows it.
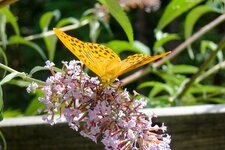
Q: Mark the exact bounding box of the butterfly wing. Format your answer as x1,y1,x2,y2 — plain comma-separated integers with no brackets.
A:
84,42,121,77
115,52,171,77
85,42,121,66
53,28,121,77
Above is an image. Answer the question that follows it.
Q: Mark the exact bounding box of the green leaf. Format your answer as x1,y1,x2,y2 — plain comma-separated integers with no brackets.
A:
185,5,214,39
0,12,7,49
7,79,30,87
189,84,225,94
107,40,135,54
107,40,150,55
0,72,26,85
3,109,22,117
29,66,62,76
138,81,174,95
0,8,20,35
99,0,133,44
200,40,217,53
40,10,60,31
89,19,101,42
0,85,3,121
147,96,172,107
200,40,223,62
56,17,79,28
43,35,57,61
156,71,187,87
0,46,7,65
207,0,225,13
40,10,60,61
8,36,47,60
0,47,8,77
157,0,204,30
133,41,150,55
205,98,225,104
154,30,180,50
0,46,8,77
171,64,198,74
24,90,44,116
150,86,167,98
98,17,113,37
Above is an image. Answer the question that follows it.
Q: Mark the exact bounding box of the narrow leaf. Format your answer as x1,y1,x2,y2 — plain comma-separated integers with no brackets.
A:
0,8,20,35
0,47,7,66
0,72,26,85
56,17,79,28
0,12,7,49
24,90,44,116
29,66,61,75
40,10,60,31
171,64,198,74
107,40,150,55
133,41,150,55
8,36,47,60
154,31,180,49
138,81,174,95
157,0,204,30
0,85,3,121
40,10,60,61
185,5,214,39
0,47,8,77
99,0,133,44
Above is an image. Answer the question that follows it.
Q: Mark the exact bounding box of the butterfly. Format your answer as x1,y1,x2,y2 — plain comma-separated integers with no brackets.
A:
53,28,170,85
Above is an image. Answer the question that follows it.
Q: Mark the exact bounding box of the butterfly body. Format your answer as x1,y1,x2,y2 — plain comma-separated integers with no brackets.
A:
53,28,170,85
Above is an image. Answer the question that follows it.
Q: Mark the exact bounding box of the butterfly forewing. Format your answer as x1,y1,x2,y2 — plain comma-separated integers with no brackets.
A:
53,28,117,77
116,52,171,77
85,42,121,63
53,28,100,75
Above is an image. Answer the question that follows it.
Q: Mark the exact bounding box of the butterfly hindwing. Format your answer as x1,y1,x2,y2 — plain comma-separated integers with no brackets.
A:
116,52,171,77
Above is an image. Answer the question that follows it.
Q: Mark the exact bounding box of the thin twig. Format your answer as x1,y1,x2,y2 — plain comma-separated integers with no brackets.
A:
121,13,225,85
0,20,89,45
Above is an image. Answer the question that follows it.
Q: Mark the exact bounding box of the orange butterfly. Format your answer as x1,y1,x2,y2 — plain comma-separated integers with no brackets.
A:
53,28,170,85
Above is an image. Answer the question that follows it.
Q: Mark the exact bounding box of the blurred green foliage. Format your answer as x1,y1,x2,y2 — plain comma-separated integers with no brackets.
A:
0,0,225,117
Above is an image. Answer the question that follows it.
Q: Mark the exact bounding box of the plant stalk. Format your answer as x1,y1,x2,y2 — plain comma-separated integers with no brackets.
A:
0,63,45,86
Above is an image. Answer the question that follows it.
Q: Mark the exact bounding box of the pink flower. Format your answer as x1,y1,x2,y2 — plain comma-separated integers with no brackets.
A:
44,60,55,68
27,60,171,150
26,82,38,93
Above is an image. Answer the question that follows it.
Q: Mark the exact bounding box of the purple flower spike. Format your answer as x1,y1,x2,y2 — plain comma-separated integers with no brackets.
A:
27,60,171,150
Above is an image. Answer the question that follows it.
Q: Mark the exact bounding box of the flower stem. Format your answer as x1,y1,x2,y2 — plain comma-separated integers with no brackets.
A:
0,62,45,86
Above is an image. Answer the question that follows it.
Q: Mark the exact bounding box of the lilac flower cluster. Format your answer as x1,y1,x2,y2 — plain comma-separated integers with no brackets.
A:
27,60,171,150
